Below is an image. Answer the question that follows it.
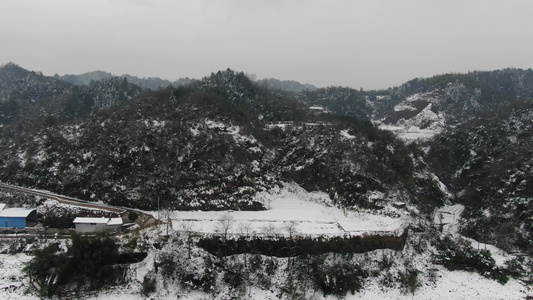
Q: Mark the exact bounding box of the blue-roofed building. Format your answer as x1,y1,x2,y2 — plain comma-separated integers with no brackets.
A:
0,206,38,229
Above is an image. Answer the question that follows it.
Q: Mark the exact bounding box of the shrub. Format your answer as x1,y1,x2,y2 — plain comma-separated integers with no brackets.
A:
223,269,243,289
249,254,263,272
142,271,157,296
311,258,368,297
43,213,75,229
23,243,67,297
128,211,139,222
159,252,178,279
23,234,126,297
178,256,216,293
201,255,217,293
504,256,527,278
399,269,419,295
434,235,508,284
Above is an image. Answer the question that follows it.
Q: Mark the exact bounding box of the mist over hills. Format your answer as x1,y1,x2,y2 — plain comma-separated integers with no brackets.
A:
1,62,532,256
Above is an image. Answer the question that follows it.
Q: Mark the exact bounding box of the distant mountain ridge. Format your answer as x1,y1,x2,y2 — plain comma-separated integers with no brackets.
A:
58,70,196,90
257,77,318,92
58,70,319,93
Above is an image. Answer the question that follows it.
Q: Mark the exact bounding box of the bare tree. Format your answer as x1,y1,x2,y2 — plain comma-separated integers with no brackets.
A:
217,213,234,240
262,222,278,238
159,208,172,237
284,221,299,272
239,222,253,237
239,223,253,268
285,221,297,240
262,223,279,263
217,213,235,257
181,222,194,258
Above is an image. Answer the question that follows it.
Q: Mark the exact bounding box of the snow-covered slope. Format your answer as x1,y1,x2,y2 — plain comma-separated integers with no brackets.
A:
377,90,446,142
1,185,530,299
1,65,533,299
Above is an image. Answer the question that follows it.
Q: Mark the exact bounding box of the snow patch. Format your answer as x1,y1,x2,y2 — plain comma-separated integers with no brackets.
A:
168,183,408,238
378,124,441,142
340,129,356,139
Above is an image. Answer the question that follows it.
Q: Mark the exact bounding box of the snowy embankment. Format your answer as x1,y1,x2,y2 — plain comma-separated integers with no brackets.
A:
163,183,408,239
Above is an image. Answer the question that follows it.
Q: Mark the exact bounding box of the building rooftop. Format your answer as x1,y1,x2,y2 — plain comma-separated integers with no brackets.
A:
73,217,124,225
73,217,110,224
107,217,123,226
0,208,36,218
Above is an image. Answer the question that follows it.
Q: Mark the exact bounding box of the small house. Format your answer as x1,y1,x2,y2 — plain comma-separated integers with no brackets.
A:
73,217,123,233
392,201,406,209
0,207,38,229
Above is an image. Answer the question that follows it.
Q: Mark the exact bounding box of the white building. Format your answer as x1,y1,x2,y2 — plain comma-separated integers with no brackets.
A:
73,217,123,233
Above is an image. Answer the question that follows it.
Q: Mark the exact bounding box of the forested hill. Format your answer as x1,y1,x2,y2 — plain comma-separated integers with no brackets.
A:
372,68,533,128
1,63,532,254
0,66,431,214
425,99,533,253
58,70,196,91
0,63,143,145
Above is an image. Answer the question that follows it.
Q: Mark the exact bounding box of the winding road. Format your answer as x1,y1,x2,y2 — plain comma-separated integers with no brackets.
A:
0,181,125,213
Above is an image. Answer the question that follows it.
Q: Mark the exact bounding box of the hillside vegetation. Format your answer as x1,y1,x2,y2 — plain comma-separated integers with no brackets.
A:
1,63,533,298
2,65,533,256
0,66,430,213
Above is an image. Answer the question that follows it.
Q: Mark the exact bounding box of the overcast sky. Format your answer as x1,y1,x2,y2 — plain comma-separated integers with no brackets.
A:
1,0,532,90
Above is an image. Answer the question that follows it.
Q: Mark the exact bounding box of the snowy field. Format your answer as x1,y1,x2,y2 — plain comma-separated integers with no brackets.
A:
166,184,408,238
379,124,441,142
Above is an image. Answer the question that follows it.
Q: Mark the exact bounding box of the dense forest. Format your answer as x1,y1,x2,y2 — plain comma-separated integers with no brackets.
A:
1,63,532,298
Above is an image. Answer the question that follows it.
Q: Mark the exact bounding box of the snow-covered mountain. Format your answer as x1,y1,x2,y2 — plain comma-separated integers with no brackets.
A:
0,67,428,212
0,63,532,299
